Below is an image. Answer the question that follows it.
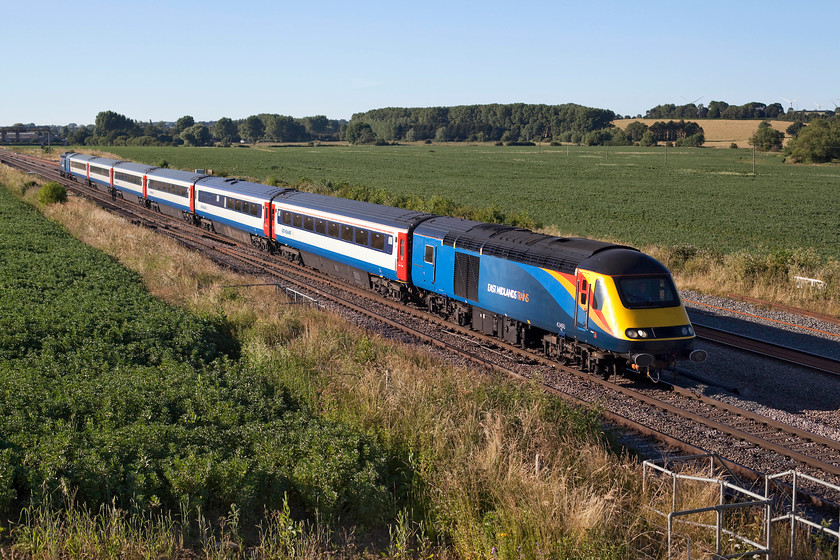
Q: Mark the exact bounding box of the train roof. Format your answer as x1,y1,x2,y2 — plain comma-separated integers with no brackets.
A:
578,248,670,276
113,161,157,174
67,153,121,166
147,167,204,184
275,190,435,230
197,176,290,200
415,216,639,275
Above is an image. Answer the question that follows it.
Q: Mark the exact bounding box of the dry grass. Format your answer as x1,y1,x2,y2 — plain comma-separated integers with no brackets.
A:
647,245,840,317
612,118,792,148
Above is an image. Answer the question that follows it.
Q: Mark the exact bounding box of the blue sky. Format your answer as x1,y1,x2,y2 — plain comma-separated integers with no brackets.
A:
3,0,838,126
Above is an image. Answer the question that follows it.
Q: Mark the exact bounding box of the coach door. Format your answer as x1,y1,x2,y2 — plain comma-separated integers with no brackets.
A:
574,271,590,333
396,233,409,282
263,202,273,237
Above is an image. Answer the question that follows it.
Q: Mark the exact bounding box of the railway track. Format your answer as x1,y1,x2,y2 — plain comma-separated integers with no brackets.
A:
693,323,840,377
4,148,840,492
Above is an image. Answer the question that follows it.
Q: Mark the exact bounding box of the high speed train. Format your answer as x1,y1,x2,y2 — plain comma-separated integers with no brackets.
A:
60,151,706,377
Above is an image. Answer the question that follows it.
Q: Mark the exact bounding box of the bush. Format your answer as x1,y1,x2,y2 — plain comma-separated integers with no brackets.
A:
749,121,784,152
36,182,66,205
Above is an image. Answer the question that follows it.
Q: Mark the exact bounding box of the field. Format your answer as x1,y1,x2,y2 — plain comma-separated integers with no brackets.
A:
612,118,793,148
99,144,840,262
0,179,402,526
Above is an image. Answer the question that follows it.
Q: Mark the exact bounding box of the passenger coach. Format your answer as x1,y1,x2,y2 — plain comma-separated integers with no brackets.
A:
112,161,157,204
271,190,432,299
194,177,289,250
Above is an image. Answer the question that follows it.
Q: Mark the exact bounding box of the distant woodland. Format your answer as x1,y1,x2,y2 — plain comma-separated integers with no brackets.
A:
7,101,839,162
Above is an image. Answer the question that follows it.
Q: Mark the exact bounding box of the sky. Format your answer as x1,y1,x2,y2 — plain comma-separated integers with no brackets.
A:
3,0,838,126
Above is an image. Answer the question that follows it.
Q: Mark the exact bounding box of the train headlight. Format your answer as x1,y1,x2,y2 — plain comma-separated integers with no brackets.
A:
625,328,651,339
681,326,693,336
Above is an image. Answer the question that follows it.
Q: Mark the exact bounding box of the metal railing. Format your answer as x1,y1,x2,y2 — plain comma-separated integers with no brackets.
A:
644,454,771,559
221,283,321,308
766,470,840,559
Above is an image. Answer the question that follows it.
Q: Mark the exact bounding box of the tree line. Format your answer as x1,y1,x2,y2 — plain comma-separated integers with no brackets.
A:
9,101,839,163
63,111,347,146
347,103,616,143
641,100,835,121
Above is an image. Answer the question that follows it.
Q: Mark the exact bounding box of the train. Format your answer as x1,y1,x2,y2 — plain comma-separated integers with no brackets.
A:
59,151,707,377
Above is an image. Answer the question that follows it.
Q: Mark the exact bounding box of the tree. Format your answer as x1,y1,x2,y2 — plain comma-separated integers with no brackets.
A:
786,122,806,138
180,124,212,146
625,121,649,143
239,115,265,143
705,100,729,119
785,117,840,163
212,117,239,142
174,115,195,134
94,110,138,138
640,131,657,146
765,102,784,119
270,115,306,142
345,122,376,144
303,115,329,140
749,121,784,151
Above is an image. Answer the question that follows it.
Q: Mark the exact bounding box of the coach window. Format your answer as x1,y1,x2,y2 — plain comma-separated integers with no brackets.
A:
341,225,354,243
250,203,260,217
226,197,235,210
328,221,340,238
303,215,314,231
293,213,303,228
315,219,326,235
355,228,368,246
281,211,292,225
424,244,435,264
371,232,385,251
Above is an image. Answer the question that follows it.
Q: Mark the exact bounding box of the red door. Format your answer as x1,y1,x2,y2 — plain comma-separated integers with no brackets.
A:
263,202,273,237
142,176,148,198
396,233,408,282
189,183,195,213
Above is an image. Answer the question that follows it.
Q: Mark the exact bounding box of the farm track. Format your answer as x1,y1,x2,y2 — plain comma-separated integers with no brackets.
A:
4,148,840,500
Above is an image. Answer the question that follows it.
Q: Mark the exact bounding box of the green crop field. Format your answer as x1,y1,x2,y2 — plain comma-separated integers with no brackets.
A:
0,184,394,521
101,144,840,260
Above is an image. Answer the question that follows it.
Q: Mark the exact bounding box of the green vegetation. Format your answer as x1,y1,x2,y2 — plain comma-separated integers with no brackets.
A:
0,185,396,525
786,117,840,163
101,144,840,261
749,121,785,151
36,181,67,205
